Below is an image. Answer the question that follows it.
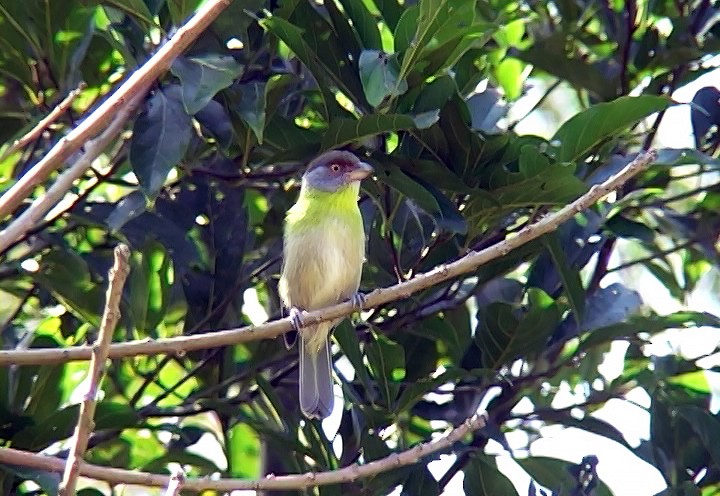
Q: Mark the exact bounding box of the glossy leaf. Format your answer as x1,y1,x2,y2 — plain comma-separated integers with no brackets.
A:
171,54,243,114
552,95,673,162
464,455,518,495
130,87,193,197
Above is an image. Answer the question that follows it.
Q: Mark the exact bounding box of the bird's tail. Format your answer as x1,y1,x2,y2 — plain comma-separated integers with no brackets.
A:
299,324,334,419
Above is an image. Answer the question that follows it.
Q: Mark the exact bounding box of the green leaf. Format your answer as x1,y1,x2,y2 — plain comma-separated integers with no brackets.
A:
395,368,468,412
399,0,481,83
322,114,432,149
128,241,173,335
605,215,656,242
359,50,408,108
366,330,405,409
13,402,140,450
495,57,525,100
166,0,202,24
401,466,440,495
0,465,59,494
130,86,193,198
227,423,261,478
171,54,243,114
195,99,234,150
334,321,374,392
475,289,561,368
33,249,104,326
337,0,382,50
518,33,617,101
552,95,673,162
393,7,419,54
674,406,720,469
260,15,345,118
234,81,267,144
541,232,585,324
464,455,518,495
376,162,441,217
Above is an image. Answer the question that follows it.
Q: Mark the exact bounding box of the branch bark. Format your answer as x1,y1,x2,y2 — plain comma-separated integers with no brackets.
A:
0,83,85,163
0,413,487,491
0,151,657,366
59,245,131,495
0,0,232,221
0,89,148,254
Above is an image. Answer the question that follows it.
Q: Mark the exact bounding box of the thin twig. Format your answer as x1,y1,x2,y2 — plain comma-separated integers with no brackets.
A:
0,0,233,221
0,83,86,163
0,151,658,366
58,244,131,495
0,412,487,491
0,89,148,254
164,468,186,496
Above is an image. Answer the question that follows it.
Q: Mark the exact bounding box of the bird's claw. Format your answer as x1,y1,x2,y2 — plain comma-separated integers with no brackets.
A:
350,292,366,326
289,307,307,332
350,292,366,311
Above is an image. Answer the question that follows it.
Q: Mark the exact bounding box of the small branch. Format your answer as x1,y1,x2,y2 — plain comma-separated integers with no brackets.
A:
164,468,186,496
0,151,658,366
0,0,233,221
58,244,131,496
607,239,696,273
0,413,487,491
0,89,148,254
0,83,86,163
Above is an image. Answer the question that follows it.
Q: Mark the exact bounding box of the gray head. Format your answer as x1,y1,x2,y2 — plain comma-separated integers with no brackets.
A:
302,150,374,192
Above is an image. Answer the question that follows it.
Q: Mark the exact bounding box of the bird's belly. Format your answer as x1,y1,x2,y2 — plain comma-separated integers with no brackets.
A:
280,218,364,311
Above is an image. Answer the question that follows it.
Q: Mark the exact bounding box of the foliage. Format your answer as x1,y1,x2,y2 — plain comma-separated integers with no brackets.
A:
1,0,720,494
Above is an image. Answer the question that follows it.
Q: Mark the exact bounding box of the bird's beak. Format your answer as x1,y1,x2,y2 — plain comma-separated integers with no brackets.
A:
346,161,374,182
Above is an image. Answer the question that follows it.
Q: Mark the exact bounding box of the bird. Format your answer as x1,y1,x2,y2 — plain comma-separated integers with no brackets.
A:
278,150,373,419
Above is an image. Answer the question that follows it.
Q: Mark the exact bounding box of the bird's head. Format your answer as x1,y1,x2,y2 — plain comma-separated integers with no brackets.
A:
302,150,374,192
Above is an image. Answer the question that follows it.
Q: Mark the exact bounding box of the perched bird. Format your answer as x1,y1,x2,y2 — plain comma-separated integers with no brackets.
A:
279,150,373,419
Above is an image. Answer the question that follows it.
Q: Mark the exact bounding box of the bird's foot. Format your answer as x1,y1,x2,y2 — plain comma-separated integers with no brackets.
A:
351,292,367,310
289,307,308,332
350,292,366,325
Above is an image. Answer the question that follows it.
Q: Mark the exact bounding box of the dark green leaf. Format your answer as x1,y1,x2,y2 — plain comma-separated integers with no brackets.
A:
464,455,518,495
322,114,428,150
167,0,201,24
130,87,193,197
171,54,243,114
676,406,720,468
335,321,374,392
337,0,382,50
541,232,585,324
234,81,267,144
366,330,405,408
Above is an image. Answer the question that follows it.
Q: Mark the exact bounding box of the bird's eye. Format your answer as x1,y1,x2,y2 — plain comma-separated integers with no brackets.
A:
330,164,340,172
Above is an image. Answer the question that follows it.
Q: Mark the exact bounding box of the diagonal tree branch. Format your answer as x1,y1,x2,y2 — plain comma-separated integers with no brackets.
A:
0,412,487,491
0,0,233,221
0,89,148,254
0,82,86,163
59,245,131,495
0,151,657,366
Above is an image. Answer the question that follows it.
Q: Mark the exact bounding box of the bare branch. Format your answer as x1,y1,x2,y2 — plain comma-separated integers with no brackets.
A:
0,151,658,366
164,468,186,496
0,0,233,221
0,413,487,491
0,89,148,254
59,245,131,495
0,82,86,163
